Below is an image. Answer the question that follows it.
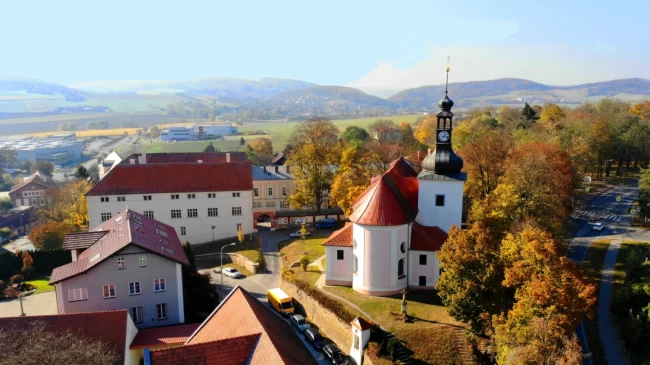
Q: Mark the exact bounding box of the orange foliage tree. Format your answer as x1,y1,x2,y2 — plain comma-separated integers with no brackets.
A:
28,222,75,250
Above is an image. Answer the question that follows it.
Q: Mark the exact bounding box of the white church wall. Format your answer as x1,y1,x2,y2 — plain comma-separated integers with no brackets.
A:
325,246,353,285
415,179,464,234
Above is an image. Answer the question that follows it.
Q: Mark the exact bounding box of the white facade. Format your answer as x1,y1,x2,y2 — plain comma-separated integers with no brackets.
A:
415,179,464,233
160,124,238,141
88,191,253,244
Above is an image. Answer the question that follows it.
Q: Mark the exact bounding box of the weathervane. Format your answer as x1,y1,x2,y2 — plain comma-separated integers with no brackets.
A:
445,56,450,94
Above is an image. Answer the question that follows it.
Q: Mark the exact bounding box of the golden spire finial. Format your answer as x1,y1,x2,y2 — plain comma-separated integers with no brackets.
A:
445,56,450,94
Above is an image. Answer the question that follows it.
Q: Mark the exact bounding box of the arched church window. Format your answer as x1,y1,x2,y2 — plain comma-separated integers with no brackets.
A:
353,255,358,273
398,258,405,278
400,241,406,253
353,239,358,249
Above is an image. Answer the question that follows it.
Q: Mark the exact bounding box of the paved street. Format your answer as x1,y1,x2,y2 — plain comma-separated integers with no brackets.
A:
0,292,57,318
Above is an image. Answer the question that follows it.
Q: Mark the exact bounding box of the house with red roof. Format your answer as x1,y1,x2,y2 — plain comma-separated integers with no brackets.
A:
324,90,466,296
87,152,254,245
50,209,190,329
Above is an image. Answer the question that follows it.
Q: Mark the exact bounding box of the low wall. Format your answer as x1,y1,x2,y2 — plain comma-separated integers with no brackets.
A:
280,279,352,353
196,253,261,274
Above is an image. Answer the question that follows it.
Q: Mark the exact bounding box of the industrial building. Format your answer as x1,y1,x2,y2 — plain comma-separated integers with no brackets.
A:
160,123,238,141
0,135,83,165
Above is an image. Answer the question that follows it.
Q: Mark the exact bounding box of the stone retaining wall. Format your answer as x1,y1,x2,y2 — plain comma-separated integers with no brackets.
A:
228,253,261,274
280,279,352,353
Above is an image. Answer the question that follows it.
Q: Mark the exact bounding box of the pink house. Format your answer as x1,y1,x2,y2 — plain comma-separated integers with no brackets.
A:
324,90,465,296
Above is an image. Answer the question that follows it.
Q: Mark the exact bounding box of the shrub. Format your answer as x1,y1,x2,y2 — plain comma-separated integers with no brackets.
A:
22,251,34,278
0,280,5,292
28,222,74,250
10,274,24,285
300,255,310,271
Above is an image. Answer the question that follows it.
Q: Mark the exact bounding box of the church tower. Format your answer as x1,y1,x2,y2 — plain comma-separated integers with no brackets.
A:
415,69,466,233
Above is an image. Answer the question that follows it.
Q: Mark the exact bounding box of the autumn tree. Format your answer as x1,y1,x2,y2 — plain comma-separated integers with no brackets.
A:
631,100,650,121
287,119,340,213
414,116,436,146
459,130,513,201
30,161,54,176
331,146,382,216
538,103,566,131
437,223,505,333
39,180,92,228
0,321,120,365
28,222,75,250
247,137,273,165
22,251,34,278
342,126,370,146
367,119,403,169
496,106,523,130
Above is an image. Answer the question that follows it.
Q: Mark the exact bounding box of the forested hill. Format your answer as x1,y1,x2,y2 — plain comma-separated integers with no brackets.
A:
0,75,84,102
266,85,399,109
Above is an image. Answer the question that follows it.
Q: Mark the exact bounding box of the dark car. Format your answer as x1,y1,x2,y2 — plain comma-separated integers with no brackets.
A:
304,328,325,351
323,344,348,365
314,218,336,230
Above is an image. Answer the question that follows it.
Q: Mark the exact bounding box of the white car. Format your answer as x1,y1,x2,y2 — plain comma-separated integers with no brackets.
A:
289,230,310,238
593,223,604,231
222,267,242,278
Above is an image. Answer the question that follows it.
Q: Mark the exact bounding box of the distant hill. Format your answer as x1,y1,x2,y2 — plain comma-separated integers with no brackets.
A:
268,85,398,109
0,75,84,102
73,77,317,99
388,78,650,109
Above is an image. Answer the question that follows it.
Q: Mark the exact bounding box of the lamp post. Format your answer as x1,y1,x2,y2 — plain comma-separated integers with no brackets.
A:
220,243,236,299
19,293,26,316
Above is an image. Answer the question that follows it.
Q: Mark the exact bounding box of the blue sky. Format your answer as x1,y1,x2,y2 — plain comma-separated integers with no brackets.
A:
1,0,649,89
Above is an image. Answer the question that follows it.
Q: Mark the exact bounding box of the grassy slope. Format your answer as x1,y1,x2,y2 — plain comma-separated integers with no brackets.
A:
279,237,327,286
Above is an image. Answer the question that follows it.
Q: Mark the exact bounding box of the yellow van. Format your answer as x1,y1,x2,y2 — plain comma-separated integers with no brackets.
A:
268,288,294,316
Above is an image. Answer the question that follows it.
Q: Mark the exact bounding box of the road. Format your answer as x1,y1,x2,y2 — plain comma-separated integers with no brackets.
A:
567,179,649,365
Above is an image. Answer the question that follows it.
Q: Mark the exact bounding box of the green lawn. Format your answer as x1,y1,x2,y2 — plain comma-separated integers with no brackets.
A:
322,286,469,364
581,239,611,365
616,240,650,289
279,237,327,266
26,275,55,293
322,258,327,270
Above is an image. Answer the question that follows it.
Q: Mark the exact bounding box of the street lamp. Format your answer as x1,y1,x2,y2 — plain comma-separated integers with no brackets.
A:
220,243,236,299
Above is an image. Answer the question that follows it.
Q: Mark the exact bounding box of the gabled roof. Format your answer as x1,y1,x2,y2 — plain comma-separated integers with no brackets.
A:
10,171,58,192
324,222,353,247
348,157,419,226
0,310,129,360
410,222,448,251
87,161,253,196
50,209,189,284
130,323,201,349
63,230,109,250
351,317,373,331
184,286,318,365
271,151,286,165
150,334,261,365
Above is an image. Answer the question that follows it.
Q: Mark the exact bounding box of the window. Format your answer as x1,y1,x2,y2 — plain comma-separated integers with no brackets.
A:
154,279,166,292
435,195,445,207
130,307,143,323
268,188,273,196
282,187,287,196
117,257,125,269
171,194,179,200
279,202,287,209
400,241,406,253
353,239,358,249
156,303,168,320
187,208,198,218
144,195,152,201
266,202,276,208
139,256,147,267
353,255,358,274
236,223,242,231
398,259,405,278
101,212,112,222
208,193,216,198
232,207,242,216
171,209,181,219
232,192,240,197
101,197,110,202
187,194,196,199
337,250,344,260
181,227,186,236
419,276,427,286
419,254,427,265
144,210,154,219
117,196,126,202
68,288,88,302
103,284,116,298
354,333,360,350
129,282,141,295
253,202,262,208
208,208,219,217
254,188,259,197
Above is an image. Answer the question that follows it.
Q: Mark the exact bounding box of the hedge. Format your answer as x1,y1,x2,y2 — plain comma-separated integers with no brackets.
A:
0,249,71,278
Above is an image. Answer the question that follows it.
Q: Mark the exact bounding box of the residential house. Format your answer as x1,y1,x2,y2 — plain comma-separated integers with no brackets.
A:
9,170,57,207
145,286,318,365
324,91,465,296
0,205,38,237
50,209,189,328
87,152,254,244
99,150,123,180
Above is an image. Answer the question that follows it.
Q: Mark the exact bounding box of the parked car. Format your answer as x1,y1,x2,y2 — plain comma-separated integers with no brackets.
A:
323,344,348,365
289,314,311,332
593,223,604,231
289,230,311,238
222,267,242,278
304,328,325,351
315,218,336,230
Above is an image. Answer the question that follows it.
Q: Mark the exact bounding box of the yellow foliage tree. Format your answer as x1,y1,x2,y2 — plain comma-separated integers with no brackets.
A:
414,116,436,146
39,180,92,228
330,146,382,216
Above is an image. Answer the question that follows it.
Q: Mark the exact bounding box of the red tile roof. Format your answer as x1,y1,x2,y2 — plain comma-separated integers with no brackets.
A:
348,157,419,226
10,171,58,192
87,162,253,196
63,230,109,250
0,310,129,360
410,222,448,251
122,152,248,164
185,286,318,365
130,323,201,349
50,209,189,284
150,334,261,365
324,222,353,247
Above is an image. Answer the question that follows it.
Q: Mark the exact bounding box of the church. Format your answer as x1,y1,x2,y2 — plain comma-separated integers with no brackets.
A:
324,88,466,296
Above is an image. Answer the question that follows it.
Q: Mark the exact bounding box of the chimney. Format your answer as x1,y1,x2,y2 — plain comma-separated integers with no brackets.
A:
275,166,279,173
226,152,231,163
129,158,135,165
286,165,290,174
263,166,267,173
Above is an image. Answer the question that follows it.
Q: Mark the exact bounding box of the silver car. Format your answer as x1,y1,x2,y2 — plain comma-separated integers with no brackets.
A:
290,314,311,332
222,267,242,278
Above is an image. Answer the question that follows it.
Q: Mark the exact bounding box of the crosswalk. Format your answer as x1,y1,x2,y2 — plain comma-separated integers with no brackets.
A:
572,210,624,222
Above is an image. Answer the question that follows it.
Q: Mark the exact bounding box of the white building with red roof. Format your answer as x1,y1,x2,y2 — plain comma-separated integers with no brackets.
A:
324,90,466,296
50,209,190,328
87,152,254,244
